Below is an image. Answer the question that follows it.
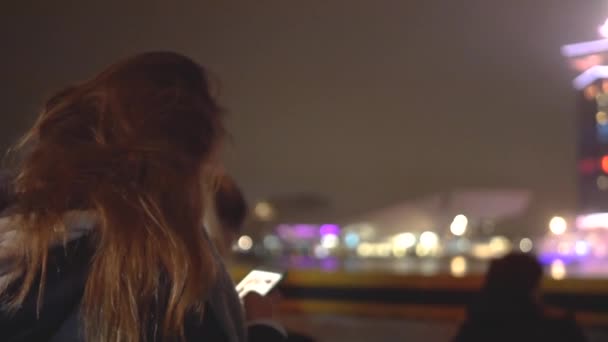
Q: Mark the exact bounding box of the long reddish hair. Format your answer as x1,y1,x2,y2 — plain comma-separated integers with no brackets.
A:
7,52,224,341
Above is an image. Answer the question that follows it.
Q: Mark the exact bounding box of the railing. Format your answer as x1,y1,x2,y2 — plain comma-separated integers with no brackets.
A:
231,266,608,326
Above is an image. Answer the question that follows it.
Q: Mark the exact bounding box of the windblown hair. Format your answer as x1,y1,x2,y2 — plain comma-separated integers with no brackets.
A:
6,51,225,341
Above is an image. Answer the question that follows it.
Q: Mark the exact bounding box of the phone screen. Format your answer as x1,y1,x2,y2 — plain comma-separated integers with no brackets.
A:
235,269,284,299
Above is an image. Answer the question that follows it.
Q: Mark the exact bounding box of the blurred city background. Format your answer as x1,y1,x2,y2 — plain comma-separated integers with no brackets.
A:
3,1,608,340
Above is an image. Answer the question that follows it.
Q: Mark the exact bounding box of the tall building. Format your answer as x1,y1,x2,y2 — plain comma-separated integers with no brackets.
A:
562,34,608,215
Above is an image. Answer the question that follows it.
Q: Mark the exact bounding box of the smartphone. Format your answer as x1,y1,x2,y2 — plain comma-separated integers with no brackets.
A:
235,269,285,299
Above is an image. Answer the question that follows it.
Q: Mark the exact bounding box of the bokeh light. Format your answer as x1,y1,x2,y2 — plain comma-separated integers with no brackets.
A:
549,216,567,235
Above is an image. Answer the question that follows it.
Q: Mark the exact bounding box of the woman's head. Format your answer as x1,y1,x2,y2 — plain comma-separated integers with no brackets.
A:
8,52,225,341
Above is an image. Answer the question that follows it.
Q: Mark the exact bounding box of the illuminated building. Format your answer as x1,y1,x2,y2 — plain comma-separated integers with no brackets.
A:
562,20,608,215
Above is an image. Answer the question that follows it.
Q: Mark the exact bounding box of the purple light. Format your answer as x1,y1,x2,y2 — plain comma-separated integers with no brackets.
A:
538,253,578,266
294,224,318,238
289,255,316,269
319,224,340,236
561,39,608,58
276,224,319,240
572,65,608,90
320,257,340,271
276,224,292,240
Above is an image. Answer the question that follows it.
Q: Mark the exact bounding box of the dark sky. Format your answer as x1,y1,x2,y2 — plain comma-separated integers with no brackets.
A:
1,1,607,227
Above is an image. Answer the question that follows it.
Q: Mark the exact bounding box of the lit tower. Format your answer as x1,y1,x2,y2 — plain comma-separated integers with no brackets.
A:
562,18,608,218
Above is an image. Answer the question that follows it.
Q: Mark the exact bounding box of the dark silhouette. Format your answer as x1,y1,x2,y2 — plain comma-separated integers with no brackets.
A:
453,253,587,342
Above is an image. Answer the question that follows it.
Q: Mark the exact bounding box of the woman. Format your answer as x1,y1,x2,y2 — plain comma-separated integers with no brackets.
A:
0,52,283,341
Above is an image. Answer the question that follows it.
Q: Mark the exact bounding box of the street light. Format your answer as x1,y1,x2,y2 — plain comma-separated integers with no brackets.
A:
549,216,567,235
450,214,468,236
254,201,275,221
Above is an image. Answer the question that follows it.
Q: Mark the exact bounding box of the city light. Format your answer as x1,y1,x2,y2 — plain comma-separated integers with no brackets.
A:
344,232,360,249
597,111,608,125
237,235,253,251
550,259,567,280
415,244,429,257
602,156,608,174
599,18,608,38
254,201,275,221
321,234,339,249
597,175,608,191
450,256,467,278
575,240,589,256
571,54,604,72
584,84,600,100
375,243,392,257
577,212,608,230
572,65,608,90
561,39,608,58
356,242,392,258
471,244,493,259
353,223,376,240
263,235,281,250
314,245,330,259
419,231,439,248
579,158,599,175
455,238,471,253
450,214,468,236
392,232,416,258
319,224,340,236
549,216,567,235
356,243,373,257
392,232,416,249
594,244,608,258
519,238,533,253
489,236,511,256
557,241,571,255
416,231,439,257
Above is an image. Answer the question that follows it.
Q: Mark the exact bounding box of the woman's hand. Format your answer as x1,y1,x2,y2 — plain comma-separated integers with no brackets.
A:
243,290,281,321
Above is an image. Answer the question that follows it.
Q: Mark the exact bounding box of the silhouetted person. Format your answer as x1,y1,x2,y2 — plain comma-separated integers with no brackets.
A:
207,173,288,340
209,173,315,342
453,253,587,342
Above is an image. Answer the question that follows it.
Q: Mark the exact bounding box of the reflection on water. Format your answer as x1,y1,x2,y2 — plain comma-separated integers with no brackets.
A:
265,255,487,276
420,259,440,275
240,255,608,280
320,257,340,271
550,259,567,280
450,256,467,277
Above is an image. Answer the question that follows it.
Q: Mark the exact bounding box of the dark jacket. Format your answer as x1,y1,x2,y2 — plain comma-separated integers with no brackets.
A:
0,191,285,341
453,293,587,342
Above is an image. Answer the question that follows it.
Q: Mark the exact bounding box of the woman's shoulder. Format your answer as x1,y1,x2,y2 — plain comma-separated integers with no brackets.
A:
542,308,587,342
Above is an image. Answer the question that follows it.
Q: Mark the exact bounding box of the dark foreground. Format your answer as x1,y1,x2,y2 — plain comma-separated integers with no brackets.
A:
282,314,608,342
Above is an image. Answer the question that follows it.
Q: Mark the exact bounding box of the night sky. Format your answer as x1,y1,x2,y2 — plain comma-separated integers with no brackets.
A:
2,1,608,232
